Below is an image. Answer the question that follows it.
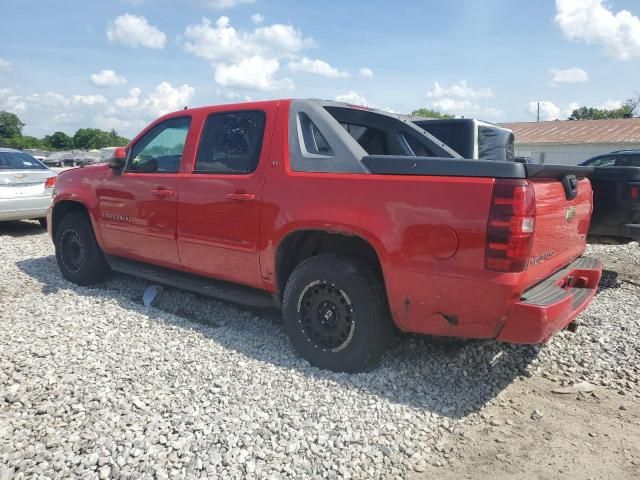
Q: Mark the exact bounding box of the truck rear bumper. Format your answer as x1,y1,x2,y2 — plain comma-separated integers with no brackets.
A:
497,257,602,344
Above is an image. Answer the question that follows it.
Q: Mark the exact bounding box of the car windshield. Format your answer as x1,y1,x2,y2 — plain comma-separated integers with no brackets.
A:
0,151,47,170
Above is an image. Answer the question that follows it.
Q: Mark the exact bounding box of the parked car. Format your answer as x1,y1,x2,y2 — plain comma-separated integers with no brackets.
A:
0,148,57,227
579,149,640,167
48,99,601,372
580,150,640,243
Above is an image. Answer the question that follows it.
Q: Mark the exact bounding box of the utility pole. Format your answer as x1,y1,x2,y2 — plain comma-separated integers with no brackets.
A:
537,102,540,122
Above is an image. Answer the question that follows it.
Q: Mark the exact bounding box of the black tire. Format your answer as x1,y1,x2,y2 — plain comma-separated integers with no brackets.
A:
282,254,394,372
37,218,47,229
54,212,110,285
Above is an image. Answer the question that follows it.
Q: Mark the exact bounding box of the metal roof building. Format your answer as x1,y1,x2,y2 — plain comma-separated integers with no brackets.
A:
500,118,640,165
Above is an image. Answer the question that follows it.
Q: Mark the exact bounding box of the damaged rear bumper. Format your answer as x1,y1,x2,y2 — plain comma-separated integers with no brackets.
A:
497,257,602,344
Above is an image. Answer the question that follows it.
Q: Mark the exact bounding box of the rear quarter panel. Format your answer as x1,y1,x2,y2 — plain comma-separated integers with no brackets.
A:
260,110,527,337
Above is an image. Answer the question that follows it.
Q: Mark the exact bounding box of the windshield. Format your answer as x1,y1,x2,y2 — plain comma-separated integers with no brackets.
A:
0,151,47,170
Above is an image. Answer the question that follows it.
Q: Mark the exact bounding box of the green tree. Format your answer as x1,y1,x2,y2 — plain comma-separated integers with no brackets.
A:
73,128,129,149
569,96,639,120
43,131,74,150
0,136,44,149
411,108,455,119
0,111,26,138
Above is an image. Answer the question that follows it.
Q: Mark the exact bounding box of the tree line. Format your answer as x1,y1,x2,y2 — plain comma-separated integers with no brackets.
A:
0,111,129,151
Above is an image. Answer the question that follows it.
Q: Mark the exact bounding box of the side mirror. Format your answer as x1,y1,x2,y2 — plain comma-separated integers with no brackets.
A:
108,147,127,169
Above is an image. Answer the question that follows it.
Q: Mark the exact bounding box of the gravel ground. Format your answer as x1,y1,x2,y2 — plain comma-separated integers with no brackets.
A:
1,221,638,479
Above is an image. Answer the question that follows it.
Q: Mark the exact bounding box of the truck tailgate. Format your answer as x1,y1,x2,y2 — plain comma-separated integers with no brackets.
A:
525,177,592,289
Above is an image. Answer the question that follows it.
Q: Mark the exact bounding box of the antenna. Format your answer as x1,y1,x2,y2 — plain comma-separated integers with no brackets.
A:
537,102,540,122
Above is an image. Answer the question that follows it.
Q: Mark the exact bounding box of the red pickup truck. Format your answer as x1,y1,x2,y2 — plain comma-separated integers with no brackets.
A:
48,99,602,372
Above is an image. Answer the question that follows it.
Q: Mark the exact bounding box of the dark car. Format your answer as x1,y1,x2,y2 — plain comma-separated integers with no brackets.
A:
581,150,640,243
580,150,640,167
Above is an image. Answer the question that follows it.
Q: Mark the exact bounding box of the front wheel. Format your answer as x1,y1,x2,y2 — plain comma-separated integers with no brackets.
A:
54,212,110,285
282,255,393,372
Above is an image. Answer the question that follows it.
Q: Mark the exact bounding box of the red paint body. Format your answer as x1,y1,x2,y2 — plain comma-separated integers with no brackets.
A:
49,100,602,343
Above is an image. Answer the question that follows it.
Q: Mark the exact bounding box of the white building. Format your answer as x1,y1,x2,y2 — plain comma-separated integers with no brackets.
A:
500,118,640,165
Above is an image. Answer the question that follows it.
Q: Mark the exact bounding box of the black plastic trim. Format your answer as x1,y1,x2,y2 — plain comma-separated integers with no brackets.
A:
520,257,601,307
589,166,640,181
105,255,276,309
524,164,593,179
362,156,526,178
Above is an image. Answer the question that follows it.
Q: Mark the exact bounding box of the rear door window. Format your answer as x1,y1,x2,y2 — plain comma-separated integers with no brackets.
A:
587,156,616,167
194,110,266,174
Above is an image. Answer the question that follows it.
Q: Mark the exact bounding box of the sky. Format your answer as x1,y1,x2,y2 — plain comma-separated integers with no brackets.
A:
0,0,639,138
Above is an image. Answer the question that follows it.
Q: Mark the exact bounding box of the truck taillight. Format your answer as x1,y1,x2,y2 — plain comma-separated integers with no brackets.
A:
485,179,535,272
44,177,57,189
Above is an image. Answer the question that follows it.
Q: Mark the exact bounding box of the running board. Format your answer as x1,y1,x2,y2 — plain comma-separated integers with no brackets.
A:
105,255,277,309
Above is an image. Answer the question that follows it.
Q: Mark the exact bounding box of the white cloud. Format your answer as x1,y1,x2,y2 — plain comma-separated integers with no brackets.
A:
334,91,398,113
251,13,264,24
114,82,194,116
183,16,315,90
335,91,368,106
0,82,194,137
550,67,589,83
251,23,315,54
91,69,127,87
53,112,83,124
527,100,585,120
288,57,348,78
0,58,12,74
425,81,500,120
107,14,166,49
555,0,640,60
214,56,293,90
427,80,493,99
184,16,315,62
528,101,562,121
200,0,255,8
71,94,108,106
358,67,373,78
115,87,142,108
93,114,146,133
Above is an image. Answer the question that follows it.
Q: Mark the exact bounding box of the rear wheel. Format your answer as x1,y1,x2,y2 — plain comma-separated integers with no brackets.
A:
282,255,393,372
54,212,109,285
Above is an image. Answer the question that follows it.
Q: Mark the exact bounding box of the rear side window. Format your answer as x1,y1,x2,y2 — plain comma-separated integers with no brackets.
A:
0,151,46,170
298,112,334,156
401,133,435,157
195,110,266,174
340,122,387,155
128,117,191,173
587,156,616,167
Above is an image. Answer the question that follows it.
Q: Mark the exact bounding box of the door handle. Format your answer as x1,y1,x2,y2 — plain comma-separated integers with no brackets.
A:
226,193,256,201
151,187,174,197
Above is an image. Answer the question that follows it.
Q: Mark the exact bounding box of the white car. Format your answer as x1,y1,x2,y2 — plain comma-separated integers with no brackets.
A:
0,148,58,227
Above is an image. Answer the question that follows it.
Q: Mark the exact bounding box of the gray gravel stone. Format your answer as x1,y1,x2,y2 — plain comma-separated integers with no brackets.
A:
0,225,638,479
